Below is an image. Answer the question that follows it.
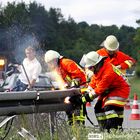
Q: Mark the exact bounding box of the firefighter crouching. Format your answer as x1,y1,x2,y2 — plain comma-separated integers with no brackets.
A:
69,51,130,132
44,50,87,125
97,35,136,74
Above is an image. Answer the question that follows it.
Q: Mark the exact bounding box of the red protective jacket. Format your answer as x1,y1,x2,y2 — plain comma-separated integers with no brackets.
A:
58,58,86,87
89,62,130,107
97,48,136,71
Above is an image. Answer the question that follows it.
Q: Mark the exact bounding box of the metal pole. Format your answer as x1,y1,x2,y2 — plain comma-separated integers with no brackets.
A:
0,115,16,128
49,113,53,140
18,127,37,140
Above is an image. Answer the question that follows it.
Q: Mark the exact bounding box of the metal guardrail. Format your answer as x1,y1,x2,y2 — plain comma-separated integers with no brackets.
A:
0,88,80,116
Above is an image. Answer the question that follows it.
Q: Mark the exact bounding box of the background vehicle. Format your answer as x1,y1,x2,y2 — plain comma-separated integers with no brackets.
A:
0,63,58,91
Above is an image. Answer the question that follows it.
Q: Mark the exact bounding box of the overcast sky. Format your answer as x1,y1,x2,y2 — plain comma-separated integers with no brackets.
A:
1,0,140,28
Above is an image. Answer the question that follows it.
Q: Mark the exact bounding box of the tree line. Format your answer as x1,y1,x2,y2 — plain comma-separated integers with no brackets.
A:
0,1,139,65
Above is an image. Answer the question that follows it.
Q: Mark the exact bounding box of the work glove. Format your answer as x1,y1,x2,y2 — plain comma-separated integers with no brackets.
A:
80,88,98,103
70,79,80,88
69,94,83,106
81,92,94,103
68,91,96,107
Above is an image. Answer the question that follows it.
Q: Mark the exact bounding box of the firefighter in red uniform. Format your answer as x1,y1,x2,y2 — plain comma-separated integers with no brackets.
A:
97,35,136,74
70,51,130,132
44,50,87,125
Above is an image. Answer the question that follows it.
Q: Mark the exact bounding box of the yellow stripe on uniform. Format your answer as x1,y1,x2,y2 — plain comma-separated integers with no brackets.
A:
66,75,72,83
118,114,124,118
124,60,132,68
112,65,122,76
82,97,86,103
105,100,126,107
80,88,88,92
106,114,118,119
73,116,85,121
112,64,129,84
96,116,106,121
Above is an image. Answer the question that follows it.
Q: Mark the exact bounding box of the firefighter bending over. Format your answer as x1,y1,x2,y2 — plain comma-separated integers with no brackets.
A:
70,51,130,132
44,50,87,125
97,35,136,74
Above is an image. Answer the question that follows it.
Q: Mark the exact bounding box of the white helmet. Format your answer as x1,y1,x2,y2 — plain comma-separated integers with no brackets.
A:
85,51,105,67
45,50,60,63
79,54,86,67
104,35,119,51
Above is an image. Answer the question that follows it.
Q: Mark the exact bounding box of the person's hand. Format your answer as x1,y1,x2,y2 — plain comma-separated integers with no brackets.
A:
24,86,32,91
13,64,20,67
24,88,29,92
65,89,98,107
65,93,94,107
80,89,98,103
116,65,121,69
64,94,83,107
69,94,83,106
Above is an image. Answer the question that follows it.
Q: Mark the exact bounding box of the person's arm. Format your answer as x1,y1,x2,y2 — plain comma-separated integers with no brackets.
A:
27,79,36,89
116,52,136,70
64,59,86,86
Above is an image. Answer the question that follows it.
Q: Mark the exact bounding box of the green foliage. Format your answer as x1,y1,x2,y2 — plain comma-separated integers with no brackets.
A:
129,76,140,99
118,26,136,57
3,117,140,140
133,28,140,63
0,1,138,64
135,65,140,77
103,129,140,140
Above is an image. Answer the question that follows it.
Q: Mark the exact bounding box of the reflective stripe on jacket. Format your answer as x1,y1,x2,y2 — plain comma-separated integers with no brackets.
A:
96,110,123,121
102,96,127,108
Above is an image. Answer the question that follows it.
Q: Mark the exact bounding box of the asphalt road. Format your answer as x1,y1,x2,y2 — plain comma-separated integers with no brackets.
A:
85,101,140,128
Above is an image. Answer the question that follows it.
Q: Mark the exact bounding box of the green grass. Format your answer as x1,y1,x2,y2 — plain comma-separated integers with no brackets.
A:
0,112,140,140
1,118,140,140
129,76,140,99
0,77,140,140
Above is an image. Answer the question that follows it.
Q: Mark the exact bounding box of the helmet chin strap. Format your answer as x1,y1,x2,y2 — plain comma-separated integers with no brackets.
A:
47,59,59,72
109,53,115,58
93,59,105,74
55,58,59,67
93,65,98,74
